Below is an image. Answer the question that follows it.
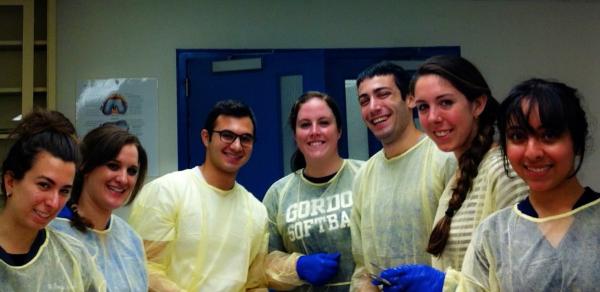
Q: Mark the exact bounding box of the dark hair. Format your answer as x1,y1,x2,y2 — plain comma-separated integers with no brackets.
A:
1,109,80,202
68,124,148,231
499,78,588,177
356,61,411,100
410,55,499,256
203,99,257,139
288,91,342,172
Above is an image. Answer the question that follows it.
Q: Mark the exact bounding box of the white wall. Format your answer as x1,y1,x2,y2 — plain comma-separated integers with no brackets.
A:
56,0,600,190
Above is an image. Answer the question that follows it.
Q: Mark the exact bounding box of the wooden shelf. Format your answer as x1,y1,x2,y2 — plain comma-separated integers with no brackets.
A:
0,87,47,94
0,40,47,46
0,87,21,94
0,40,22,46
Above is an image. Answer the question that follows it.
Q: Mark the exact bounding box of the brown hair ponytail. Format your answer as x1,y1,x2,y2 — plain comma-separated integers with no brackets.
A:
426,121,495,255
409,55,498,256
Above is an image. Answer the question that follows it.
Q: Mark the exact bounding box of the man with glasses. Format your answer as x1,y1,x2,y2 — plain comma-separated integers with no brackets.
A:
129,100,269,291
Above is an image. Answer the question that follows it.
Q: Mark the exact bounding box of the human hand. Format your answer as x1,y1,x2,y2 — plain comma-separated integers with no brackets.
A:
371,264,444,292
296,252,341,286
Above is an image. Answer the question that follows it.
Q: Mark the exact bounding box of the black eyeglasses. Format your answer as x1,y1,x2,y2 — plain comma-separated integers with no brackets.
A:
212,130,254,147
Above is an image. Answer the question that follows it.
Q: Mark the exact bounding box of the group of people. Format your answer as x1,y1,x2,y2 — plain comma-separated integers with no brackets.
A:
0,55,597,292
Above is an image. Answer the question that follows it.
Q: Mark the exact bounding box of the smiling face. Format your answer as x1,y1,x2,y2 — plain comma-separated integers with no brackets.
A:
294,97,341,164
412,74,486,158
3,151,76,232
358,74,413,146
202,115,254,176
82,144,140,212
506,102,577,193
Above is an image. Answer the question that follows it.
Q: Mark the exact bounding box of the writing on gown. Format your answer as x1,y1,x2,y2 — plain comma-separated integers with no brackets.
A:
284,191,352,241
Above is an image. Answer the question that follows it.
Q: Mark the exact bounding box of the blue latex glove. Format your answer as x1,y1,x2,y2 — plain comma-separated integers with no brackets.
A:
296,252,341,286
371,264,445,292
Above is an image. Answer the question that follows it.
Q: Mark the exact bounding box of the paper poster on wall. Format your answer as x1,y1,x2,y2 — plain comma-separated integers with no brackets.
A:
76,78,158,176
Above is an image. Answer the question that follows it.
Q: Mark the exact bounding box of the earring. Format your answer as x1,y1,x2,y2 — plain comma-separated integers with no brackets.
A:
5,192,11,198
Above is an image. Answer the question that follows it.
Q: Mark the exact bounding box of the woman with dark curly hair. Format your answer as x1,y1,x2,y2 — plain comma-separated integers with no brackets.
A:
0,110,105,291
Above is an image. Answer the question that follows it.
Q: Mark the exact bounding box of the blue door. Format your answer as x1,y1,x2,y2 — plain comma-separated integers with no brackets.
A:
178,50,327,199
177,47,459,199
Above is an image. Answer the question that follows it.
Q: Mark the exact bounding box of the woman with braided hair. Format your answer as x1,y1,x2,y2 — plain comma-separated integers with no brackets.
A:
372,55,528,291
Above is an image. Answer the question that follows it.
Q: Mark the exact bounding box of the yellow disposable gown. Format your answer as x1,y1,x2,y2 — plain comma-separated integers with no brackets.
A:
264,159,364,291
449,193,600,291
350,136,456,291
50,215,148,291
0,228,106,292
129,167,269,292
